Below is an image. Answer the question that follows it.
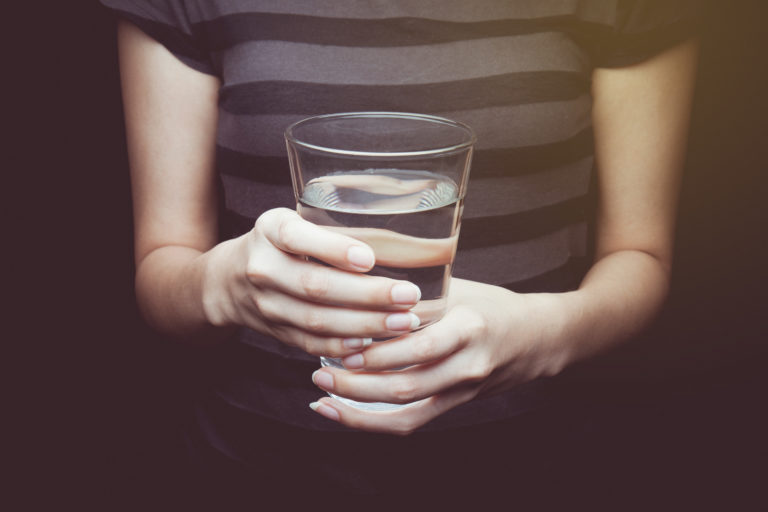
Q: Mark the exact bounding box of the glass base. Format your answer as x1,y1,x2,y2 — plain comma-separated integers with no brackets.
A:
320,356,416,412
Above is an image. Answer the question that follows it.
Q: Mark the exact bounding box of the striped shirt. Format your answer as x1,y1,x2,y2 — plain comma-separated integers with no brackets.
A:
101,0,697,442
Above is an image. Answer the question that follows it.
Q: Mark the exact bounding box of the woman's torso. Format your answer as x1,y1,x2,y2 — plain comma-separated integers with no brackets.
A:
201,1,598,435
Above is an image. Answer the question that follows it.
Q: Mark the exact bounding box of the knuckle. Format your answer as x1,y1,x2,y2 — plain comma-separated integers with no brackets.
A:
270,325,296,349
203,299,230,328
252,215,266,234
463,311,487,341
323,341,347,358
273,326,336,359
277,217,302,249
307,337,344,358
392,418,418,437
304,310,326,334
299,269,330,299
394,426,415,437
245,260,268,283
249,293,262,312
252,295,278,322
412,333,439,361
390,375,418,403
299,335,322,356
244,238,275,283
466,355,494,382
254,209,277,234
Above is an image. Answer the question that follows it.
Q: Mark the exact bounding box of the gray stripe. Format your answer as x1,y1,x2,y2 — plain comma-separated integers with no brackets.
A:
219,33,589,86
216,98,592,157
221,170,589,287
462,157,593,219
452,223,587,284
184,0,603,23
220,162,593,223
218,72,587,116
444,98,592,150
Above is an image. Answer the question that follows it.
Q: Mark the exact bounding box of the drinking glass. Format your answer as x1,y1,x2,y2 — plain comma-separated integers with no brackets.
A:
285,112,475,411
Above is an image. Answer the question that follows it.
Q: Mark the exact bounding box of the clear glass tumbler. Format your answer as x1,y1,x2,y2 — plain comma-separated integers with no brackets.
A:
285,112,475,411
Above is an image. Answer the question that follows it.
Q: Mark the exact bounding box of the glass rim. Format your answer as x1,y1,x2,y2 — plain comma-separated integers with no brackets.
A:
284,111,476,158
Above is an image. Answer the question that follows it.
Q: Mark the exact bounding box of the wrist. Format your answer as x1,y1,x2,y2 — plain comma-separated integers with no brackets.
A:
545,290,590,370
200,236,242,329
527,291,582,377
550,250,672,364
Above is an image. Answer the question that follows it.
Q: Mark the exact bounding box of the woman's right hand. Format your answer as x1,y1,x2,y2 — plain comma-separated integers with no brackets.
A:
201,208,422,358
118,23,418,354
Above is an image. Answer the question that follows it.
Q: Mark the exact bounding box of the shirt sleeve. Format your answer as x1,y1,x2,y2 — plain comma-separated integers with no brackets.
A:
578,0,701,68
99,0,216,76
601,0,700,67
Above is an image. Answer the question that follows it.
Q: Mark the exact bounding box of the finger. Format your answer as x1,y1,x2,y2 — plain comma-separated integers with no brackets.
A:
235,301,378,357
249,248,421,309
309,385,477,435
254,289,421,338
339,306,481,371
256,208,375,272
312,350,490,405
269,324,374,358
321,226,456,268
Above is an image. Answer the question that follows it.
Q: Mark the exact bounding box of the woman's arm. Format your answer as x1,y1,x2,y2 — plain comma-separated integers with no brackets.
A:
557,37,700,362
309,39,699,434
118,21,422,348
118,21,221,339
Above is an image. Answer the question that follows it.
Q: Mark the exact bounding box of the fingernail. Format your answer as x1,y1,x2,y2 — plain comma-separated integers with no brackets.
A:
309,401,340,422
343,337,372,349
347,246,374,271
342,353,364,369
390,283,421,305
312,370,334,390
385,312,421,331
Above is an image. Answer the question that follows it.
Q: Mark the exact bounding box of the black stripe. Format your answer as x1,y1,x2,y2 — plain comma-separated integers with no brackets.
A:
220,194,589,247
600,18,697,67
108,10,212,72
194,13,611,50
216,126,593,182
217,146,292,185
501,257,590,293
219,202,589,293
471,127,593,178
219,72,588,116
458,196,589,250
220,208,256,240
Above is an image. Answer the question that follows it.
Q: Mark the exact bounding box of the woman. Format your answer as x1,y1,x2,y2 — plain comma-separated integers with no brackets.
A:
104,0,699,500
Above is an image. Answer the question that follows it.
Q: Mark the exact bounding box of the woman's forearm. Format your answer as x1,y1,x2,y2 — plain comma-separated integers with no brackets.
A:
134,242,234,343
556,249,671,366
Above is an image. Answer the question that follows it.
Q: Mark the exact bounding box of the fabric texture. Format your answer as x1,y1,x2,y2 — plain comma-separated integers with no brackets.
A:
101,0,699,475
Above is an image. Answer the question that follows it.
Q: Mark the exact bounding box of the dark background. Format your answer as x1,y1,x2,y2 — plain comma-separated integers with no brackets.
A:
22,1,766,508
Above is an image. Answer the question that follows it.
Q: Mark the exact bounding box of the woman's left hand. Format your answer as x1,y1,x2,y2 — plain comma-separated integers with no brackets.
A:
307,36,700,434
308,278,574,435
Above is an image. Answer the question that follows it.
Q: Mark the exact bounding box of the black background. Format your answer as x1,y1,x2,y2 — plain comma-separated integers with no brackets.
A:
19,1,767,508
